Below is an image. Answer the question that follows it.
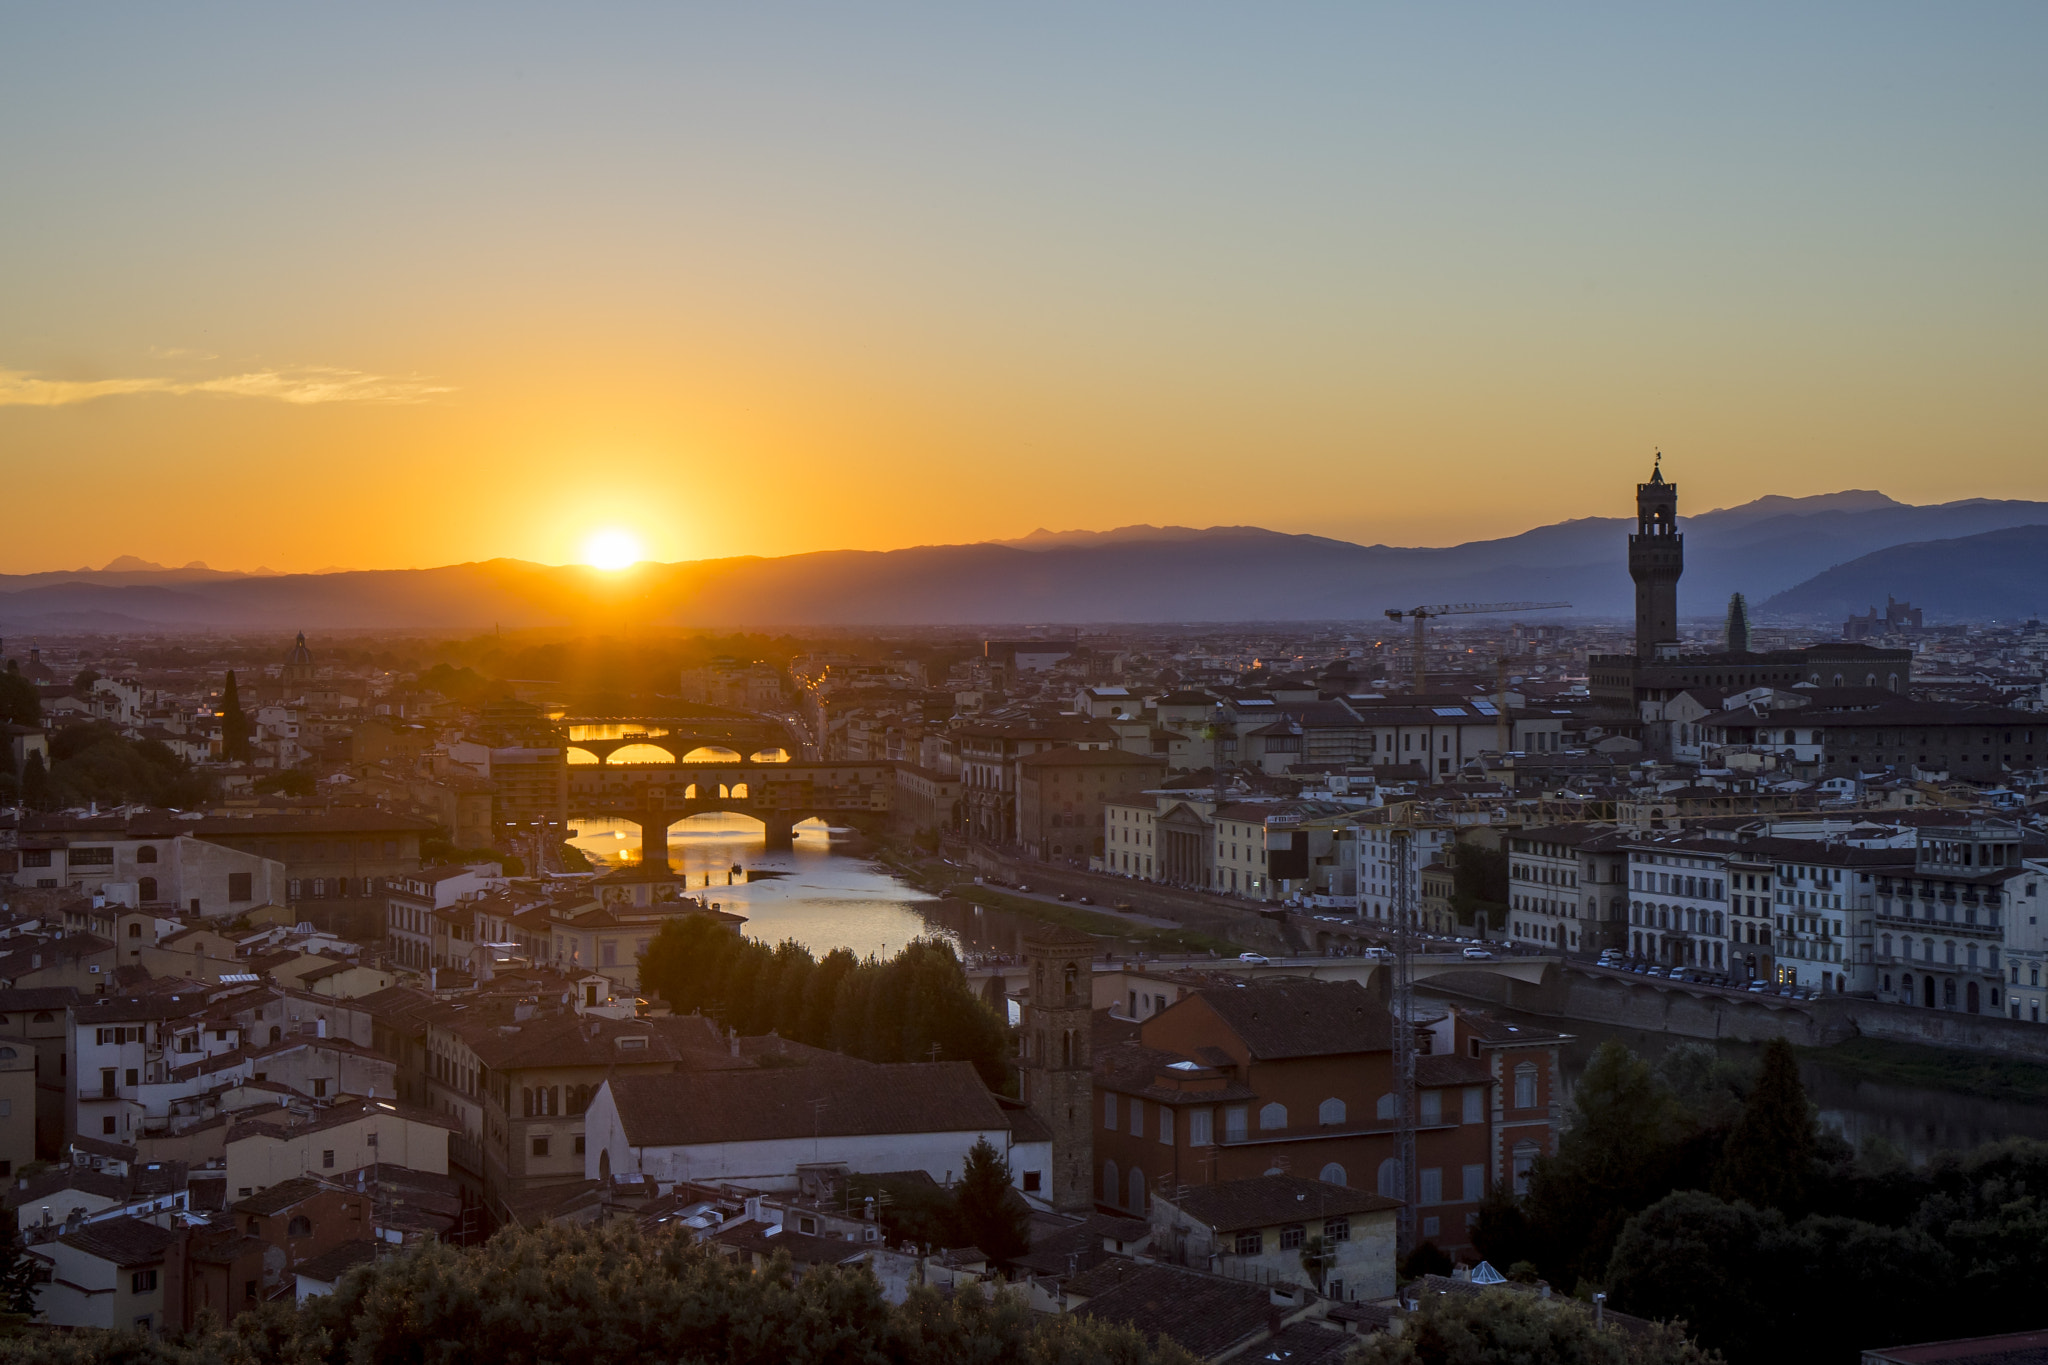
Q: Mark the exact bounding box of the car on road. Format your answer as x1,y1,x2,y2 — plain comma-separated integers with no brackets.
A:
1238,953,1271,965
1056,892,1071,901
1113,902,1134,912
1077,895,1093,905
1461,947,1493,959
1363,947,1392,960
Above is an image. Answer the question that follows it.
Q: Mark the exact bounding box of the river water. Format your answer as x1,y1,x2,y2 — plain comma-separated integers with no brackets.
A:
567,813,1079,963
568,816,2048,1161
1431,996,2048,1164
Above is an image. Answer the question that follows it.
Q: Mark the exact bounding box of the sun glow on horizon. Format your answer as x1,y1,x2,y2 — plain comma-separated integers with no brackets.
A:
582,528,643,571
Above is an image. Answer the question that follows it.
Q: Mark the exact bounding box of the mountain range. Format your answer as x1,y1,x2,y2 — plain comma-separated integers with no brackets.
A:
4,491,2044,631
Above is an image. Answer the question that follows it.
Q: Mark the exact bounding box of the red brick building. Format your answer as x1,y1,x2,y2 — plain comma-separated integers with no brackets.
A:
164,1176,373,1328
1091,979,1562,1255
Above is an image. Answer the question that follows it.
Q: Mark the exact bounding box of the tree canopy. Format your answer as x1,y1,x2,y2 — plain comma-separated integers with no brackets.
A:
1348,1285,1716,1365
638,916,1011,1091
0,1221,1197,1365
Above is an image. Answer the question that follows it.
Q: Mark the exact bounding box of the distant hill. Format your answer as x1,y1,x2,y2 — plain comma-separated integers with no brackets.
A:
7,491,2048,629
1761,524,2048,622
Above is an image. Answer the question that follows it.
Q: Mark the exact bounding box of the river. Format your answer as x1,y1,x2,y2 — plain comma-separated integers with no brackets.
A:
1431,995,2048,1164
568,815,2048,1161
566,813,1105,964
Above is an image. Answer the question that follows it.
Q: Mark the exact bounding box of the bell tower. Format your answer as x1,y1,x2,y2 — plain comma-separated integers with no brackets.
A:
1021,923,1095,1213
1629,454,1683,657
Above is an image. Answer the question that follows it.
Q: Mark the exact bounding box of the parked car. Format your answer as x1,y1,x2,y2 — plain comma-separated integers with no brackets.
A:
1238,952,1271,965
1461,947,1494,960
1056,892,1071,901
1077,895,1093,905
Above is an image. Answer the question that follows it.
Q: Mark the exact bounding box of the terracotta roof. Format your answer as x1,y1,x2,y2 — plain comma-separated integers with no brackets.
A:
607,1061,1006,1148
1072,1261,1275,1358
55,1215,177,1266
1178,980,1392,1059
1165,1174,1400,1233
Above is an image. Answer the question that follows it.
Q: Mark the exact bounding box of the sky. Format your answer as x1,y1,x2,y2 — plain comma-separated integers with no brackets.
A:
2,4,2045,574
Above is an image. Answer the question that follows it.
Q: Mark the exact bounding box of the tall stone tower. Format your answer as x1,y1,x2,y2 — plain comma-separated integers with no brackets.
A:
1724,592,1752,654
1020,923,1095,1213
1629,456,1683,657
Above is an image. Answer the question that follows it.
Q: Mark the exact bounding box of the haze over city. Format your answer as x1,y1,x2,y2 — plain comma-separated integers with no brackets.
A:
4,4,2047,574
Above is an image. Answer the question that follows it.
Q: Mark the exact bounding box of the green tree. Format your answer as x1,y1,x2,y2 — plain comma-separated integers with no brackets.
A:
1518,1041,1685,1285
1348,1284,1718,1365
1605,1192,1773,1361
1399,1240,1454,1282
1714,1037,1815,1214
0,663,39,728
19,752,48,811
70,670,100,699
952,1137,1031,1263
219,670,252,764
0,1222,1197,1365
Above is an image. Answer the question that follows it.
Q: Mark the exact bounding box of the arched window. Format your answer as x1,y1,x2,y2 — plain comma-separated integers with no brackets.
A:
1317,1097,1346,1127
1062,963,1078,1000
138,877,157,902
1129,1167,1146,1213
1376,1158,1401,1198
1319,1162,1347,1186
136,845,157,864
1258,1102,1288,1131
1103,1159,1119,1205
1375,1093,1397,1121
287,1215,312,1237
1881,934,1892,957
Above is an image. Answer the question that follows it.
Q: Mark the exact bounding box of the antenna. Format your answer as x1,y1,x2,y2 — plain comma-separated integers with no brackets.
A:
1391,823,1419,1260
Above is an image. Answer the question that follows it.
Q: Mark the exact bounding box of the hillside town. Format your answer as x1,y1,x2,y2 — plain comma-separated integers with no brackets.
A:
2,467,2048,1358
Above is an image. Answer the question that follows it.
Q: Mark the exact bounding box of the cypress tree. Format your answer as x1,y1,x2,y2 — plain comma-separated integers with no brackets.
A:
1715,1037,1816,1213
220,669,253,763
1725,593,1752,653
951,1137,1031,1262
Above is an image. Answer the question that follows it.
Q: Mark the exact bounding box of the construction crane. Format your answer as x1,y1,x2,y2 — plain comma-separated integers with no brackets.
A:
1382,601,1571,695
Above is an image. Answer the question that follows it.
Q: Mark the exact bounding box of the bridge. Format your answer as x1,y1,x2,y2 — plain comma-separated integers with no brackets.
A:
963,951,1557,1004
567,757,895,861
561,715,797,767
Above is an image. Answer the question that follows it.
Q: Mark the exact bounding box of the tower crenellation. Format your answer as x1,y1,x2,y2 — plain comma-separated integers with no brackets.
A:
1628,454,1683,657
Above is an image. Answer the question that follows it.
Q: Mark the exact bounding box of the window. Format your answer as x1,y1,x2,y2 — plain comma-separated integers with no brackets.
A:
228,872,252,902
1023,1170,1042,1193
131,1269,157,1292
1317,1097,1346,1126
1158,1109,1173,1145
1188,1109,1214,1145
574,1134,586,1156
287,1215,312,1237
1420,1167,1443,1204
136,880,156,905
1462,1087,1484,1124
1258,1102,1288,1131
1420,1090,1442,1125
1280,1224,1305,1250
322,1149,335,1169
1377,1159,1401,1198
1224,1106,1248,1142
1234,1231,1263,1256
103,1116,117,1135
312,1079,327,1098
533,1136,550,1157
1324,1216,1349,1243
1375,1093,1397,1120
1513,1063,1538,1109
1130,1097,1144,1137
1104,1093,1117,1130
1463,1164,1485,1202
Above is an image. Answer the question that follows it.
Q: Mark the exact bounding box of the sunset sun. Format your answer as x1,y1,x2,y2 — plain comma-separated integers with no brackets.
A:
582,528,642,570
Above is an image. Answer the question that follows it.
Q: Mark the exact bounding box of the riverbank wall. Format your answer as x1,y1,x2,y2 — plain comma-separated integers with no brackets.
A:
1424,964,2048,1059
948,845,1292,954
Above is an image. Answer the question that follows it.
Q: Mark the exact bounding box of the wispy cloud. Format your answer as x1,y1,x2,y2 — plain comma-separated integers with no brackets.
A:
0,365,453,408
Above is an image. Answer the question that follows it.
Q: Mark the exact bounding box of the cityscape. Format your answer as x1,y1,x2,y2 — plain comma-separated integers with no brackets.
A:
4,8,2048,1365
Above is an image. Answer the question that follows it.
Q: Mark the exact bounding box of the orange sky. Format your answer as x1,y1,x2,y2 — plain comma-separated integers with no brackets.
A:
4,6,2045,574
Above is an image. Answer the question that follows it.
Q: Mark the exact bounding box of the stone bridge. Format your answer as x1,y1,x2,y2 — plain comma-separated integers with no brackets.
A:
562,716,796,766
964,951,1557,1004
567,758,893,859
